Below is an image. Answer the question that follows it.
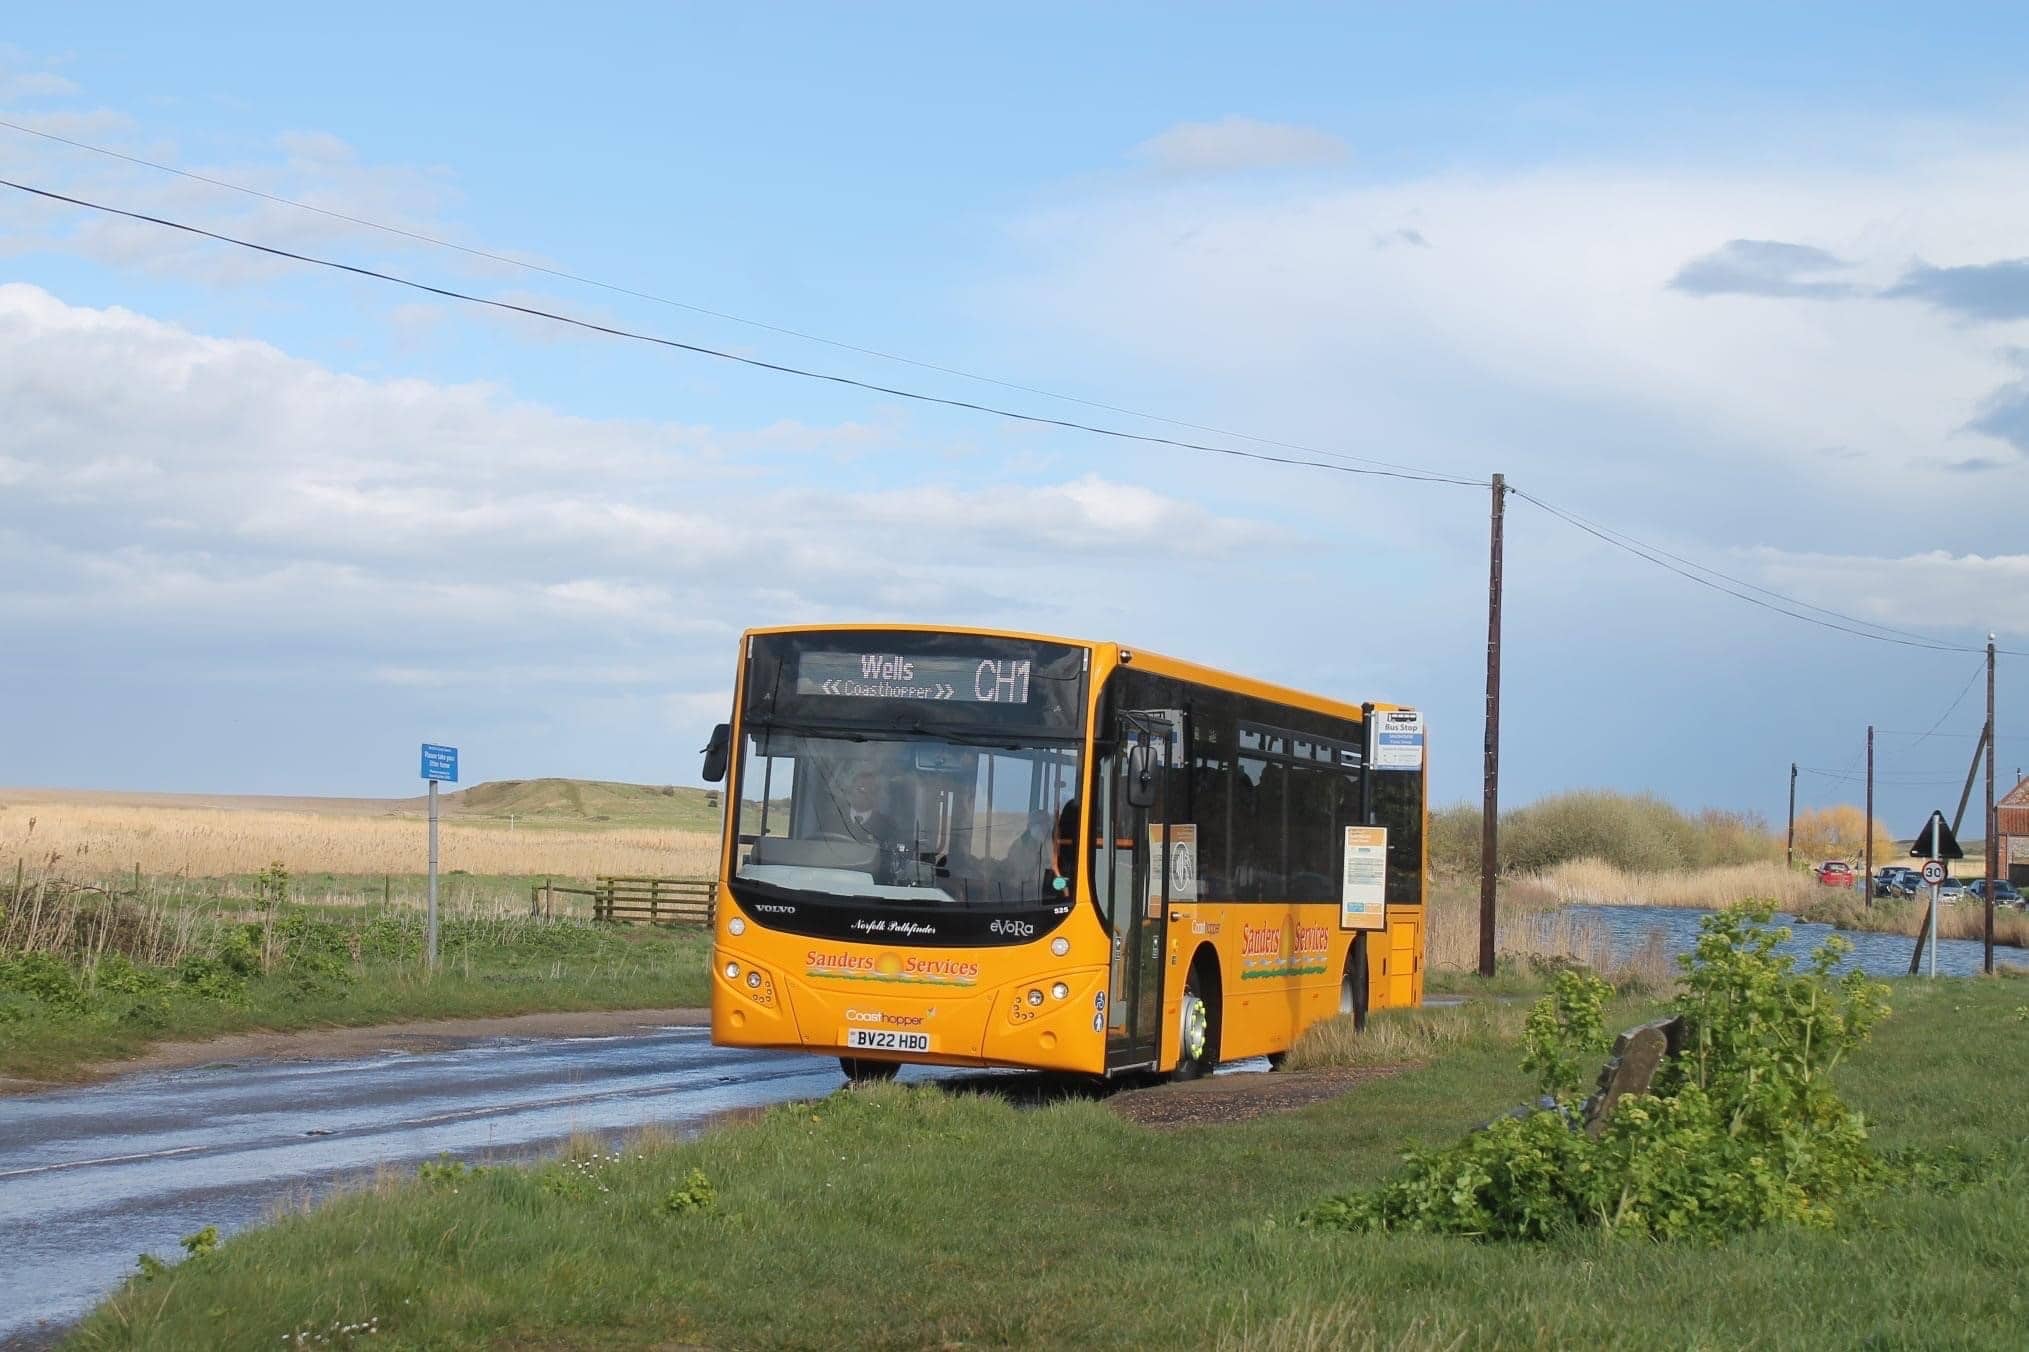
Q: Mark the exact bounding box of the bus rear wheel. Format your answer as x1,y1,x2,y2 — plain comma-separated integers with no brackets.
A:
1340,936,1370,1030
839,1057,900,1085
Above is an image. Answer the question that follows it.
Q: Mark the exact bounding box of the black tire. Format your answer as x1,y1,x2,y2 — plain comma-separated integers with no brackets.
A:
1340,936,1370,1032
1173,959,1218,1081
1265,1051,1289,1071
839,1057,900,1085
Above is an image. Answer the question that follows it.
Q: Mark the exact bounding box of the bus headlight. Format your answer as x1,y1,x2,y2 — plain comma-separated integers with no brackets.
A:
1050,937,1070,957
1051,982,1069,1001
728,917,746,936
746,971,762,989
724,962,740,980
1027,989,1044,1007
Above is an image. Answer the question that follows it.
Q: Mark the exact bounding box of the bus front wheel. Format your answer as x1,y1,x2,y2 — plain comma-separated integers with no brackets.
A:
1173,959,1218,1081
1340,936,1370,1031
839,1057,900,1085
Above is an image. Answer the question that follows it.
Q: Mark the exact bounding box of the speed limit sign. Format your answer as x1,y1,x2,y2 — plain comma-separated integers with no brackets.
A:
1921,860,1947,885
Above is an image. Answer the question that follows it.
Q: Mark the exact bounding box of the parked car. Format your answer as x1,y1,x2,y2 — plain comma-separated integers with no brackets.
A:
1815,860,1856,887
1962,879,2025,906
1936,878,1970,903
1872,873,1918,899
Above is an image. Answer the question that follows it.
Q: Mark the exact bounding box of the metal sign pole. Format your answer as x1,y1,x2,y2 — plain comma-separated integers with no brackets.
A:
1928,814,1940,980
419,742,458,974
428,779,440,971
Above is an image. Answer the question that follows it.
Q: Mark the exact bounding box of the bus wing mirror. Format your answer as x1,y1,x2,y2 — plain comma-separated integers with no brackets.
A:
701,723,731,783
1125,742,1158,811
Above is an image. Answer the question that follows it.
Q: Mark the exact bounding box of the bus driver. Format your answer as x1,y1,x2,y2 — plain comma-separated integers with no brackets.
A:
842,768,900,848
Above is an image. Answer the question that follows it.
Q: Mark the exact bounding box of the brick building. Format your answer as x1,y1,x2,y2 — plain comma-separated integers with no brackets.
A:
2001,775,2029,887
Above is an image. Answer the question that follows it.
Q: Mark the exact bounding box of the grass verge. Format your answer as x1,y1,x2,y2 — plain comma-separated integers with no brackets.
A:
67,978,2029,1349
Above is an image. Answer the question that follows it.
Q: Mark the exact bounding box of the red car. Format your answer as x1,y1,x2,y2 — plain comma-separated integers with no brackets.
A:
1815,861,1857,887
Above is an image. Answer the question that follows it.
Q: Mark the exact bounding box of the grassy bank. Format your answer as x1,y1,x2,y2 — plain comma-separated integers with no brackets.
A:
66,976,2029,1349
0,881,710,1082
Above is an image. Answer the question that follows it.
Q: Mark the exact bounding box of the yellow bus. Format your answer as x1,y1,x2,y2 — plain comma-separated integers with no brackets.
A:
703,624,1426,1082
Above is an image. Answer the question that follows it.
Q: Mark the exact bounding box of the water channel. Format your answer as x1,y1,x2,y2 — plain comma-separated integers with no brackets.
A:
1546,902,2004,979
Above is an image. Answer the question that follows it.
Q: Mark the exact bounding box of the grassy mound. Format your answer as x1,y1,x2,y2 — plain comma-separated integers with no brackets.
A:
428,778,723,831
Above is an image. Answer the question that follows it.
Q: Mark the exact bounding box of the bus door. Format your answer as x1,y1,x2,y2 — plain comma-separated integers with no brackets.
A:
1100,712,1172,1072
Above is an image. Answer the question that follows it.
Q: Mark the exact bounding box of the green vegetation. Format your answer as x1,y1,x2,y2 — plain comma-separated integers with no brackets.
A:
1306,910,1892,1241
1430,790,1779,878
67,966,2028,1347
430,777,723,831
0,868,709,1081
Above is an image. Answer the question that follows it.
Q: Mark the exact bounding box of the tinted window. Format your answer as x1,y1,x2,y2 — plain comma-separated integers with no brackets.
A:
1099,668,1402,907
1372,761,1425,906
1286,763,1337,902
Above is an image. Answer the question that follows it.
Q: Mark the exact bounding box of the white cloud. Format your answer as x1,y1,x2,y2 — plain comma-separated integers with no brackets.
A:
1748,547,2029,639
0,70,76,100
998,130,2029,544
1128,116,1347,176
0,284,1278,690
1132,117,1350,175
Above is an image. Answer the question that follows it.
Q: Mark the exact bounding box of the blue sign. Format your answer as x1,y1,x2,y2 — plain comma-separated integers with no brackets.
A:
420,744,459,783
1371,710,1426,772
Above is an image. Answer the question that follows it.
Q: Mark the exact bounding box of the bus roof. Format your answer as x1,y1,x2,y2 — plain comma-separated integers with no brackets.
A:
738,622,1402,726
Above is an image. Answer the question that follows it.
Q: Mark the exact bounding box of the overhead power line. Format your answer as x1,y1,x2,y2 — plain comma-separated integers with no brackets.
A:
0,176,1488,487
2,169,2021,659
0,116,1463,483
1877,728,2029,741
1510,487,2028,657
1906,659,1987,749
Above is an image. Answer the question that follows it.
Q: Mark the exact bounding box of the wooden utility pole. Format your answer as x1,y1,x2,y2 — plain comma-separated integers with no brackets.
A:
1786,762,1797,868
1864,727,1874,906
1985,635,1997,975
1479,472,1506,978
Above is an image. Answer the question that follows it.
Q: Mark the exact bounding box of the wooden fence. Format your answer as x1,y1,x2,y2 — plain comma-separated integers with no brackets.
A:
589,876,715,927
528,878,599,918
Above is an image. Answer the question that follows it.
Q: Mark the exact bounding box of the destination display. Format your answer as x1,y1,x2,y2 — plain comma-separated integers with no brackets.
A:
745,630,1088,737
796,650,1033,705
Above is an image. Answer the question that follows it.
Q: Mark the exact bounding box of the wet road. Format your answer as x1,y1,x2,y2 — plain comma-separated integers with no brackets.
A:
0,1024,877,1346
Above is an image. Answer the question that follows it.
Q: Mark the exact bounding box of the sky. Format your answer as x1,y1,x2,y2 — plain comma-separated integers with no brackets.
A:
3,3,2029,835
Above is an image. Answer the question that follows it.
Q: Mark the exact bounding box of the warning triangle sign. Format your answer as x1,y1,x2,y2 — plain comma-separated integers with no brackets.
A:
1909,811,1965,861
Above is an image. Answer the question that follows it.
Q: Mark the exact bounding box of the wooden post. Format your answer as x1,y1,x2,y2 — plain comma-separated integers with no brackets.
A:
133,861,141,896
1786,762,1797,869
1863,727,1874,907
383,873,391,909
1479,472,1506,979
1985,636,1997,976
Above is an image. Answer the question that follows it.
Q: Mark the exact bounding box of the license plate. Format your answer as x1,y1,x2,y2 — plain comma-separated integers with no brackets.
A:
843,1028,931,1053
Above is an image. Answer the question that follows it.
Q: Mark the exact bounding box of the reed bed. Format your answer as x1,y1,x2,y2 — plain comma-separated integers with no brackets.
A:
1,876,211,967
1425,885,1675,989
1526,858,1815,911
0,800,718,883
1788,890,2029,948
